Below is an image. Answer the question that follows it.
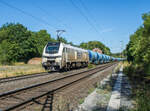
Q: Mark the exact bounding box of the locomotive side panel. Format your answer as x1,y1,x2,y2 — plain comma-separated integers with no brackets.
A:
60,44,88,70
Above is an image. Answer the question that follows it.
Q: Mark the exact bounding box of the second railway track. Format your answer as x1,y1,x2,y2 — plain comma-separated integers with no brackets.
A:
0,72,53,84
0,62,117,111
0,66,89,84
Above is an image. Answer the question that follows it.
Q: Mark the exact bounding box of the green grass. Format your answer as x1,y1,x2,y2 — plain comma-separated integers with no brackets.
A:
132,86,150,111
78,88,95,105
88,87,95,94
79,98,85,104
119,107,131,111
0,64,46,78
88,63,95,69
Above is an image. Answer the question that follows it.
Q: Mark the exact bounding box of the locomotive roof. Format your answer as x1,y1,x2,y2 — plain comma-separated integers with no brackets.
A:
61,43,87,52
47,42,87,52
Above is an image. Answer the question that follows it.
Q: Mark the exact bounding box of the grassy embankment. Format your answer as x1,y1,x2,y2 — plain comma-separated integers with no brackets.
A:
123,61,150,111
0,62,46,78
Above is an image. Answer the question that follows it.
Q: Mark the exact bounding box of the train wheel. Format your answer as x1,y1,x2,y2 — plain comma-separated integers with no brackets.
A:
68,65,71,71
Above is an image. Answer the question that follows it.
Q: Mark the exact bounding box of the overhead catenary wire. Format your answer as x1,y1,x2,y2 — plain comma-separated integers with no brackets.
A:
78,0,102,31
77,0,105,42
33,4,70,30
0,0,104,44
32,4,74,40
0,0,57,30
69,0,101,35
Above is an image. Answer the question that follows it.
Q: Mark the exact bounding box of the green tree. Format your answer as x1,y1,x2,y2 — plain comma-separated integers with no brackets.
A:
0,23,53,64
57,37,68,43
126,12,150,74
0,23,32,63
31,30,55,57
80,41,111,55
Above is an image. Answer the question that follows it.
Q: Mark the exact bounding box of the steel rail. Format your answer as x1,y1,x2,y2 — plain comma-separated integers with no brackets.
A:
0,72,52,83
0,66,88,84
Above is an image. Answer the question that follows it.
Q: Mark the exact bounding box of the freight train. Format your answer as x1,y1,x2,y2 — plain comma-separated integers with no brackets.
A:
42,42,123,71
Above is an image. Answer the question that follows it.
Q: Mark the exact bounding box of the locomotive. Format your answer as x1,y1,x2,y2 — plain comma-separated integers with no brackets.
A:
42,42,89,71
42,42,123,71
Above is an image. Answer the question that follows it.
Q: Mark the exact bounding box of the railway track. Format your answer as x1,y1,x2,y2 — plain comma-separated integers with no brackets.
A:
0,66,88,84
0,63,110,84
0,62,117,111
0,72,53,84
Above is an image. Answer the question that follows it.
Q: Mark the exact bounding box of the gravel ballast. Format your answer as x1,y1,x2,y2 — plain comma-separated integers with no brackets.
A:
76,66,118,111
77,65,134,111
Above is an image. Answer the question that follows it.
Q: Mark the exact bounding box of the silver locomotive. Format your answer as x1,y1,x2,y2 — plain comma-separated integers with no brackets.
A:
42,42,89,71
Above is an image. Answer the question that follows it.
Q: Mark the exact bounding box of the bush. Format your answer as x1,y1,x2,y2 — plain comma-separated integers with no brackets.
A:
123,63,150,111
134,85,150,111
88,63,95,69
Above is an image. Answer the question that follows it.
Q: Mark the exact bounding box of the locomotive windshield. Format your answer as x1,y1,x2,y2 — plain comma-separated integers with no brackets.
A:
45,42,60,54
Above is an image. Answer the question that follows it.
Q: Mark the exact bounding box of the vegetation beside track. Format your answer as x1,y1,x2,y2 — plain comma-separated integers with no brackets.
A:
125,12,150,75
0,64,46,78
123,12,150,111
123,62,150,111
88,63,96,69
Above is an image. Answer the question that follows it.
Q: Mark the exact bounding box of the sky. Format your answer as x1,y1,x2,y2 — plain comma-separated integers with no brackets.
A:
0,0,149,53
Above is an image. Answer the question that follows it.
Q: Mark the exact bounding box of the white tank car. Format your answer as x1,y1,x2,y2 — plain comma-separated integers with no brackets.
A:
42,42,89,71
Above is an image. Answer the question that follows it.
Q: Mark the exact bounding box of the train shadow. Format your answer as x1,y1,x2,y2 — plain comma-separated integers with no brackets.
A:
33,92,54,111
41,93,54,111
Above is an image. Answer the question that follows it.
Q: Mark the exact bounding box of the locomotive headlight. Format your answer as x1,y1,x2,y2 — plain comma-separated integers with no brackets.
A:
42,57,47,63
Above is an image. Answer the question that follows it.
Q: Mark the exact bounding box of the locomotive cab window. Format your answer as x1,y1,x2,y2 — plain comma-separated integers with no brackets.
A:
45,42,60,54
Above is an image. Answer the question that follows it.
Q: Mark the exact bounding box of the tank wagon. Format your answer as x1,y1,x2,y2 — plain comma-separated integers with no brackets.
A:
97,53,103,64
88,50,103,64
42,42,124,71
42,42,89,71
88,50,96,63
88,50,106,64
102,54,107,63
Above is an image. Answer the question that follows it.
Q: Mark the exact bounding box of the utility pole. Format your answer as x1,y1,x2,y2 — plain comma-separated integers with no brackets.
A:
120,41,123,58
56,30,66,42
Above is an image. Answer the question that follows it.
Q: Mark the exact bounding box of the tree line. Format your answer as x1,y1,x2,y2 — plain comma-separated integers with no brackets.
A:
126,12,150,74
80,41,111,55
0,23,111,65
0,23,55,64
124,12,150,111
